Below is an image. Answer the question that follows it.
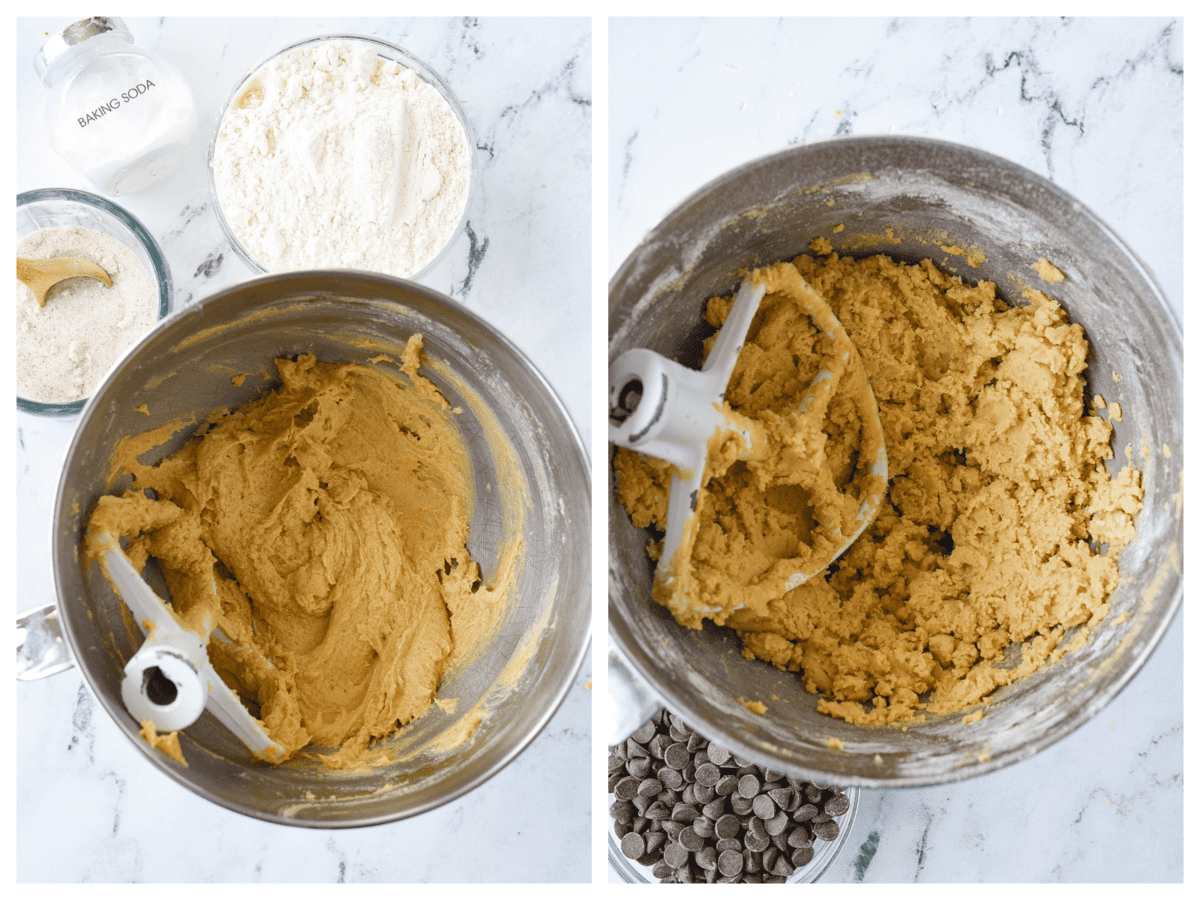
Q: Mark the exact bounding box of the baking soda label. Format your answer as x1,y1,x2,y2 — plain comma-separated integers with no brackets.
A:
75,79,158,127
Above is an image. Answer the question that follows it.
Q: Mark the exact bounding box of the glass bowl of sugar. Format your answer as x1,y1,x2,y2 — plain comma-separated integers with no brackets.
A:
207,34,476,282
16,188,172,416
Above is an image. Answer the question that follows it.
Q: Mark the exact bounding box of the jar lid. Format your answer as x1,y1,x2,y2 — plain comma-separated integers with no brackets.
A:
34,17,132,84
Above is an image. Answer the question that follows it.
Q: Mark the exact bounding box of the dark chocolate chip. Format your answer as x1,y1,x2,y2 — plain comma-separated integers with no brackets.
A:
752,793,776,819
621,832,646,859
812,818,840,842
823,790,851,816
663,742,690,769
679,825,705,852
768,786,793,809
794,802,819,822
787,823,813,848
626,756,651,779
762,846,779,872
661,820,685,840
631,721,656,743
646,733,670,759
692,816,716,839
717,849,744,877
715,813,741,840
671,802,700,823
790,846,815,868
651,860,674,880
715,774,740,796
730,794,754,816
658,767,684,791
694,762,720,786
743,828,770,853
706,742,732,766
737,773,761,799
702,797,725,821
610,799,633,822
637,778,663,799
663,841,690,869
768,854,796,878
614,776,640,800
765,811,790,836
644,800,671,820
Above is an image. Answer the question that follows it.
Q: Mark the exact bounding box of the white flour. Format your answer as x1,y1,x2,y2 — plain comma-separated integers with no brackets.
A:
16,226,159,405
212,40,472,277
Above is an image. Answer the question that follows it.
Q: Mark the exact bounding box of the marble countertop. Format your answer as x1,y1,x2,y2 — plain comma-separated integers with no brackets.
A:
16,16,591,883
13,13,1186,886
608,17,1182,883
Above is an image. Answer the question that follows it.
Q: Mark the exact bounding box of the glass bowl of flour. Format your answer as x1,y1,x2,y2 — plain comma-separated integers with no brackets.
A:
208,34,476,282
16,188,172,416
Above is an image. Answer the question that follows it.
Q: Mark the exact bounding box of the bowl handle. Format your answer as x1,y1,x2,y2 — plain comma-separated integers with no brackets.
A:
607,645,662,746
16,602,75,681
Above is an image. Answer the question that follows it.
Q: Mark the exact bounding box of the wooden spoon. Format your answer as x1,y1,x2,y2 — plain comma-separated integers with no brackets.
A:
17,256,113,307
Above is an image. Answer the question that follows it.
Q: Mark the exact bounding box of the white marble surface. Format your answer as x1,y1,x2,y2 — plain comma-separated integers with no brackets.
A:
16,16,592,882
608,17,1182,882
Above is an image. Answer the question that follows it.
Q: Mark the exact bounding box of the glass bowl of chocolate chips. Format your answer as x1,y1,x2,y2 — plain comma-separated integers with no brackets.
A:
608,709,859,883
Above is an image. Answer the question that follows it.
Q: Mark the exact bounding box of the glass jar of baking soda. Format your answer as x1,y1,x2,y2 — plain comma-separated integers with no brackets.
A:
34,17,197,195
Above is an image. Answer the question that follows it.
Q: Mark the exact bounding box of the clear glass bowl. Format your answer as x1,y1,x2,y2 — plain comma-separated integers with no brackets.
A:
207,34,476,282
608,782,860,883
16,188,172,416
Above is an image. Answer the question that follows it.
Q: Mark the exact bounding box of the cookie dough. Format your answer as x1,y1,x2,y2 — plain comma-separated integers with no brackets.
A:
88,342,492,767
139,720,186,766
615,252,1142,725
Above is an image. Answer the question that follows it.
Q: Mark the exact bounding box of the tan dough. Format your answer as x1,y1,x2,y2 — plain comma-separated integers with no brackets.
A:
615,253,1142,725
139,720,187,766
89,341,489,768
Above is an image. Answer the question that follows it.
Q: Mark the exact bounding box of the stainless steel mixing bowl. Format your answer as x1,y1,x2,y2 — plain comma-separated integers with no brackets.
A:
608,135,1182,787
53,271,590,826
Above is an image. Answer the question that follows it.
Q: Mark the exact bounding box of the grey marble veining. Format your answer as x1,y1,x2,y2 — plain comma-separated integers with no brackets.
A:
608,16,1182,315
16,16,591,883
608,15,1182,883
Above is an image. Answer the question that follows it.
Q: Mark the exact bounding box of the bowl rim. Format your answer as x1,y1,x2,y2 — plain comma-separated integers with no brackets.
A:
206,32,477,282
16,186,174,416
53,269,591,827
608,133,1181,343
607,133,1183,788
